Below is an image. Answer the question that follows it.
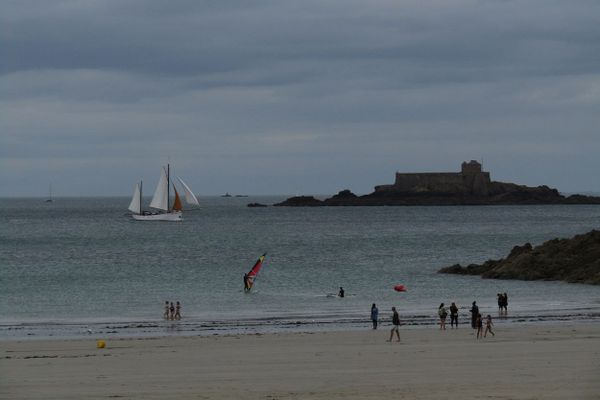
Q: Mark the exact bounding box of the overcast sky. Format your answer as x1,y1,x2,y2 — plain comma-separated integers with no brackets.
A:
2,0,600,197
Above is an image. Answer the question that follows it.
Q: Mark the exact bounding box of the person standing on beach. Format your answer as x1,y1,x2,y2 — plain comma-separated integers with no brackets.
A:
388,307,400,342
164,301,170,320
438,303,448,330
174,301,181,320
371,304,379,329
169,302,175,320
484,315,495,337
476,313,483,339
338,287,345,298
502,293,508,314
470,301,479,329
450,302,459,328
497,293,503,313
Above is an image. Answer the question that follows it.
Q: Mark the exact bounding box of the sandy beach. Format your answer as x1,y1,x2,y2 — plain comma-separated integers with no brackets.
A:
2,323,599,400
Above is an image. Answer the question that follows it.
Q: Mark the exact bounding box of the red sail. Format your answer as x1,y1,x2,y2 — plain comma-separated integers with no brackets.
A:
172,187,183,211
244,253,267,291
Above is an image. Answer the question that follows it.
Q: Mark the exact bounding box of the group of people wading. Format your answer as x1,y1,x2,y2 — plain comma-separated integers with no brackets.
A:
163,301,182,320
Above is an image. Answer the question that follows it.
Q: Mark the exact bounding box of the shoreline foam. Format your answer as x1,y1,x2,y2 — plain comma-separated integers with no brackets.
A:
3,306,599,341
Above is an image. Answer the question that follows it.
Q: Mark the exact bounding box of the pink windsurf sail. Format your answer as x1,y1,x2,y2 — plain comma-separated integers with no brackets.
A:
244,253,267,292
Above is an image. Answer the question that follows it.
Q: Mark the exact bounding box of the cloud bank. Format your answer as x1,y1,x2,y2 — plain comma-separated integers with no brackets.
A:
2,0,599,196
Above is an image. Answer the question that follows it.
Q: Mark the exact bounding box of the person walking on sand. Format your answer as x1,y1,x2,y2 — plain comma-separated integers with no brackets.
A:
371,304,379,329
450,302,459,329
388,307,401,342
174,301,181,320
438,303,448,330
476,313,483,339
164,301,170,320
484,314,495,337
169,302,175,320
470,301,479,329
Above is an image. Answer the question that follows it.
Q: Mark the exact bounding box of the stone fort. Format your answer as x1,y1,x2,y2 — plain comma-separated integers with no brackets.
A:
374,160,491,196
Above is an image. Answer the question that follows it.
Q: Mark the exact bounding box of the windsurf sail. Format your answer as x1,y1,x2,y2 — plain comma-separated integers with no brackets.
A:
244,253,267,292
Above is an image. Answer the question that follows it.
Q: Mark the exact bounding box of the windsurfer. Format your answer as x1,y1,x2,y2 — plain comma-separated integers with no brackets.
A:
244,273,251,291
243,253,266,292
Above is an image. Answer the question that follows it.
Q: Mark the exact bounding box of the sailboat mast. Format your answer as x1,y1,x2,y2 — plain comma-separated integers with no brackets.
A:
140,181,143,215
167,164,170,212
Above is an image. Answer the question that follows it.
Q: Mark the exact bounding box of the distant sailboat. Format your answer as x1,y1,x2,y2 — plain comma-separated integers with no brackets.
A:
128,164,199,221
45,184,53,203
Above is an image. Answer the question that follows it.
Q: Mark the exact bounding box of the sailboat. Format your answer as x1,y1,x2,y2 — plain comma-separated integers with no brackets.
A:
45,184,53,203
244,253,267,292
128,164,200,221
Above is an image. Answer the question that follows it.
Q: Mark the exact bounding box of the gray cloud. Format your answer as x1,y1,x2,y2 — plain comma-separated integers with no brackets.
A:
1,0,600,196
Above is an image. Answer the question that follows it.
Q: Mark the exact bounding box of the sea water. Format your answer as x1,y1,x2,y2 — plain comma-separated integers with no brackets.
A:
1,197,599,339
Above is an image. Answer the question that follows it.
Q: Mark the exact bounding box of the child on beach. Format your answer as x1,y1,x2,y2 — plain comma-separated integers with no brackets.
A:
175,301,181,320
484,315,495,337
438,303,448,330
476,313,483,339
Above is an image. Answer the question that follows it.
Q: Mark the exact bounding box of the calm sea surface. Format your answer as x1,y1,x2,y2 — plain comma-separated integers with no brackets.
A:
1,197,600,339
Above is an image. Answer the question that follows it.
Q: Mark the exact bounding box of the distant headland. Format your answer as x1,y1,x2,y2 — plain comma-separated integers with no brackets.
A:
438,230,600,285
274,160,600,206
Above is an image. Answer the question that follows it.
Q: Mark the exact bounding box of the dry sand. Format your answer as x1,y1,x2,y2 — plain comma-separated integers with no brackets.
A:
1,323,599,399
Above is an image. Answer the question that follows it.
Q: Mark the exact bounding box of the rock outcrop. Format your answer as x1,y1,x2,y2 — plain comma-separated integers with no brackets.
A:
438,230,600,285
247,203,268,207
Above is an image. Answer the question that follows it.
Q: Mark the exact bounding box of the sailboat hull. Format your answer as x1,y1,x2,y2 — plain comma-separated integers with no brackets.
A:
132,212,182,221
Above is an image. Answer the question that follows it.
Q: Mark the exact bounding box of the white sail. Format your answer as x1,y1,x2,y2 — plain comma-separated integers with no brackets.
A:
149,167,169,211
128,182,142,214
177,177,200,206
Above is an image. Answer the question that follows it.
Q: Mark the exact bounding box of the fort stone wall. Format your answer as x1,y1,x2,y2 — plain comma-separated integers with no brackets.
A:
374,161,491,196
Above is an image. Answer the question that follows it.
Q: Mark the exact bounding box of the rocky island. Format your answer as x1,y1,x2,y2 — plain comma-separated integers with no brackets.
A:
438,230,600,285
274,161,600,206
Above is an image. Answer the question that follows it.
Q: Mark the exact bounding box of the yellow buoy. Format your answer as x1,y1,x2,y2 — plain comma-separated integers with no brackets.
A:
96,340,106,349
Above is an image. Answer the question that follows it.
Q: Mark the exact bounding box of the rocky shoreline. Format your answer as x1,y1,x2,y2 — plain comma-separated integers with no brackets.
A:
438,230,600,285
273,187,600,207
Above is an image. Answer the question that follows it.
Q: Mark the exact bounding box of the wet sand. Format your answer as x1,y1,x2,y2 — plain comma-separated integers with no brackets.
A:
1,323,599,399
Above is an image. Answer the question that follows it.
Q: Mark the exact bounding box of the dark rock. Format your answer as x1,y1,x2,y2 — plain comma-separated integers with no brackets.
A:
273,196,323,207
323,190,359,206
247,203,268,207
438,230,600,285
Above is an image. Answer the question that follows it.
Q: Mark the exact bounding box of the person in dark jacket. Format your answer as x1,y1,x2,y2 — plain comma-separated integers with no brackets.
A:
470,301,479,329
371,304,379,329
388,307,401,342
450,302,459,328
